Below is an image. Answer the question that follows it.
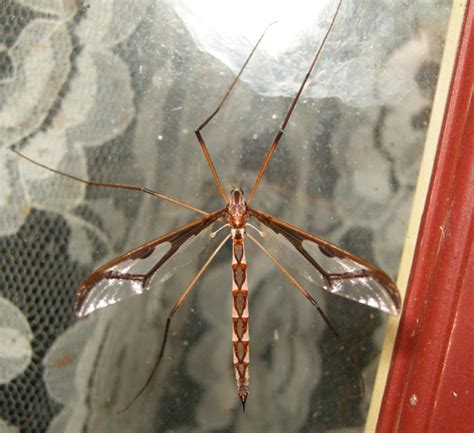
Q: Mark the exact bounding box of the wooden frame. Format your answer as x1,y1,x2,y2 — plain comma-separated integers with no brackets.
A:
367,1,473,430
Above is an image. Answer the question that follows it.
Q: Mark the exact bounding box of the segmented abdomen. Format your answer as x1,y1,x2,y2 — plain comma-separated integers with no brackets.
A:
231,230,249,408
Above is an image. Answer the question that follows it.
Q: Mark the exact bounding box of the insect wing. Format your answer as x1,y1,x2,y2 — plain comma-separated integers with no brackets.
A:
75,210,226,317
250,209,401,315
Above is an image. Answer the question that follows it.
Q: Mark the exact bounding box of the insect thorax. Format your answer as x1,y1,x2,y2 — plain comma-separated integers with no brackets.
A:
227,188,248,229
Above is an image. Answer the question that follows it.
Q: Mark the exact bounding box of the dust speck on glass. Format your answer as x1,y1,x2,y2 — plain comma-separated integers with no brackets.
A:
0,0,451,432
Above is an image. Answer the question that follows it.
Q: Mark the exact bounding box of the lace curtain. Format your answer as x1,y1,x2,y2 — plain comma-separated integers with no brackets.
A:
0,1,451,432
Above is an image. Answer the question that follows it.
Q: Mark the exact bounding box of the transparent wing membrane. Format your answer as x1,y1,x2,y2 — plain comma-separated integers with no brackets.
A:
77,242,171,317
75,210,225,317
250,209,400,315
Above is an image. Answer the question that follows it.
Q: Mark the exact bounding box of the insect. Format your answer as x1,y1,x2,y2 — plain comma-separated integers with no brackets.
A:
13,0,400,413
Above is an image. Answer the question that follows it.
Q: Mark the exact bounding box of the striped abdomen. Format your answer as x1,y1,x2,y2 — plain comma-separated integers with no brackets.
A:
231,230,249,409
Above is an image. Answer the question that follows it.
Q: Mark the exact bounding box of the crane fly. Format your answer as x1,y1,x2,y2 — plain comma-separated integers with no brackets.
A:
13,0,400,413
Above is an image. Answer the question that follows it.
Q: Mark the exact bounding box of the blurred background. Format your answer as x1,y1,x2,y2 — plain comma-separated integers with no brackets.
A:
0,1,452,432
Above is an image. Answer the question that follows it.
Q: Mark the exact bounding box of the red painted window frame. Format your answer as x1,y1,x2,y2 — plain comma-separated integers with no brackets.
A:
377,2,474,432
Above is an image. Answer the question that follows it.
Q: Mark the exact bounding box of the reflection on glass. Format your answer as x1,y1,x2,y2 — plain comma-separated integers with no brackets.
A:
1,1,453,432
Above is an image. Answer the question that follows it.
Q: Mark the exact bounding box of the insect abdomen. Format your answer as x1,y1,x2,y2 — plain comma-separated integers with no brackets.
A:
231,231,249,409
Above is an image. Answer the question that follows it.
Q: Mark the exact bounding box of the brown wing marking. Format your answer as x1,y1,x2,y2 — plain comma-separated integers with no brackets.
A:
75,209,225,317
249,208,401,315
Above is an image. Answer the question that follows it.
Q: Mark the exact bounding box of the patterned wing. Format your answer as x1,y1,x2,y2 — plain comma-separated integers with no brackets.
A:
75,210,226,317
250,209,401,315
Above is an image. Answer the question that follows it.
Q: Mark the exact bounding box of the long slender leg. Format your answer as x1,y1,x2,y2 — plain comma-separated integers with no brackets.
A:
247,0,343,204
12,149,207,216
116,233,231,413
195,23,277,204
247,232,365,396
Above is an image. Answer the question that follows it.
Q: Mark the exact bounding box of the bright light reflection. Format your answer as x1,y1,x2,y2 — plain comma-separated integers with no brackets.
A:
171,0,335,97
173,0,331,56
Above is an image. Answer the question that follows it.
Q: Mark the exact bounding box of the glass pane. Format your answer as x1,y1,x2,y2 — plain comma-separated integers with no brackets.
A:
0,1,455,432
